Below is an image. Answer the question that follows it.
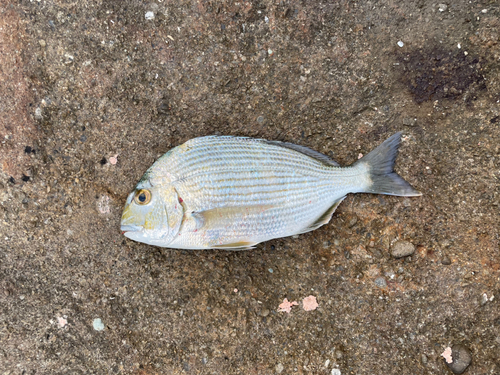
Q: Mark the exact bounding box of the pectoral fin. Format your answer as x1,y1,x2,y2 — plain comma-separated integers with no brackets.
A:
189,205,273,250
191,204,274,231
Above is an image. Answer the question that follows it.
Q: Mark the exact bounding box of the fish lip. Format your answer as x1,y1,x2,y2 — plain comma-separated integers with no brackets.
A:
120,224,142,233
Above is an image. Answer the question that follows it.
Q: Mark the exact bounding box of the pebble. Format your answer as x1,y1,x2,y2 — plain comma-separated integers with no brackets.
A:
402,117,417,126
374,277,387,289
145,11,155,20
275,363,284,374
257,115,265,124
331,369,341,375
348,216,358,228
39,39,46,48
93,318,105,331
391,241,415,258
109,154,118,165
397,41,404,48
260,308,270,317
441,255,451,265
97,195,111,214
438,4,447,12
480,293,494,306
445,345,472,374
64,53,74,64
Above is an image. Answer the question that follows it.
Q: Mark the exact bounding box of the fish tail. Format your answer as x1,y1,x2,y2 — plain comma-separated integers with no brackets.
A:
353,132,422,197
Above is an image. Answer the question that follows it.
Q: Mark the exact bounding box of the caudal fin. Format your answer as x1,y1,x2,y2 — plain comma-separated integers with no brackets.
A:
353,132,422,197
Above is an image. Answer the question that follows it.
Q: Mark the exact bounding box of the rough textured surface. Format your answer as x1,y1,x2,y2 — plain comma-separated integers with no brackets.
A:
0,0,499,374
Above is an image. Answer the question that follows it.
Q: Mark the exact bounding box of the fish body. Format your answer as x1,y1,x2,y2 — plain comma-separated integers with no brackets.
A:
120,133,421,249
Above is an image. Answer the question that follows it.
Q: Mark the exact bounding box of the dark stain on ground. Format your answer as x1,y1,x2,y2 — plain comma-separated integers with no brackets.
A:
398,46,487,103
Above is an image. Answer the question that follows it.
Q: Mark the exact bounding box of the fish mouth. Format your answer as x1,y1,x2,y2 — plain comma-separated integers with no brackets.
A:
120,224,142,234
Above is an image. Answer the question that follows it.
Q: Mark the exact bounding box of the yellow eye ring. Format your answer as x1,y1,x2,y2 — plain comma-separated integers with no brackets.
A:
134,189,151,205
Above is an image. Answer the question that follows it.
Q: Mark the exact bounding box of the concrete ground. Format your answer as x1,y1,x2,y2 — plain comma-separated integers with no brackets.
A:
0,0,499,374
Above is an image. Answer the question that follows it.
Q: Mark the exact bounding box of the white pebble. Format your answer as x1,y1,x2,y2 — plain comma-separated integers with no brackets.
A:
145,11,155,20
397,41,404,47
264,16,269,23
93,318,105,331
332,369,341,375
457,43,461,49
438,4,447,12
481,9,488,13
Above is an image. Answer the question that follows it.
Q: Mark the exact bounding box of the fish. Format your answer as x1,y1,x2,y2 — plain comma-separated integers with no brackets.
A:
120,132,421,250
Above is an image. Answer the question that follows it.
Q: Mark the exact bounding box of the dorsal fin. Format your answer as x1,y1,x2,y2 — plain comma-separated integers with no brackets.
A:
199,135,340,167
264,140,340,167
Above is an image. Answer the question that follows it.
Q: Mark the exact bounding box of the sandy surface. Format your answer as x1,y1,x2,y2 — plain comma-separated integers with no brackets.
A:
1,0,499,374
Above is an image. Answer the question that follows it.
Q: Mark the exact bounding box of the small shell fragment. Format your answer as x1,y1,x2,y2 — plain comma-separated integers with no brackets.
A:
278,298,298,313
441,347,453,364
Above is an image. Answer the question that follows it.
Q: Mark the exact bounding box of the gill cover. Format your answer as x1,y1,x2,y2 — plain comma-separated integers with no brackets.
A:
147,186,184,243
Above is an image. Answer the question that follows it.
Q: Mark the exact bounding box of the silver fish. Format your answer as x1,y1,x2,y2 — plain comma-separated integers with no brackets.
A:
120,132,421,249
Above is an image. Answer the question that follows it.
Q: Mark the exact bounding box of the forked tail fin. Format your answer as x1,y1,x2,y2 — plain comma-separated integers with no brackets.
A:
353,132,422,197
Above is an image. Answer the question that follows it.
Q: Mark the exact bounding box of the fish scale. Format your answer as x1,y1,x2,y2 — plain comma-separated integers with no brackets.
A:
121,133,421,249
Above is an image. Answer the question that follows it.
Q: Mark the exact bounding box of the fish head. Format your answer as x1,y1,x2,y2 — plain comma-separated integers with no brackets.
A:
120,180,184,247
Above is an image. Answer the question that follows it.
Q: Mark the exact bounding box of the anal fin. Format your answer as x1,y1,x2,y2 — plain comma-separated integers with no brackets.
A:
297,197,345,235
211,241,258,251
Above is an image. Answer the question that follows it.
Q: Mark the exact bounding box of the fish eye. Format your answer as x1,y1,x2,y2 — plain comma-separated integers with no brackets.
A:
134,189,151,205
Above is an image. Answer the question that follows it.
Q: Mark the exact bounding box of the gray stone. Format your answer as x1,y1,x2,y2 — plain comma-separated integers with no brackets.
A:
402,117,417,126
374,277,387,289
442,255,451,265
445,345,472,374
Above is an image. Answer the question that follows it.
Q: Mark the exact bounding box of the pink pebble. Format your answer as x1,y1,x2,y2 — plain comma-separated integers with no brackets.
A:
57,316,67,328
302,295,319,311
109,154,118,165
